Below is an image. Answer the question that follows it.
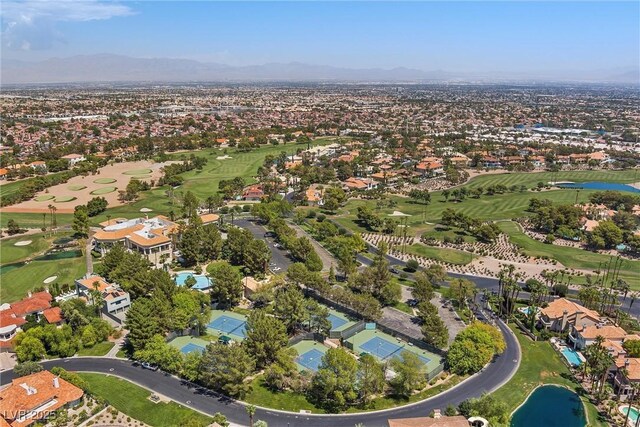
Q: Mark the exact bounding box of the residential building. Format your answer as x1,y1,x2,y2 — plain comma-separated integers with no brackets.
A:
242,184,264,201
538,298,600,332
60,153,86,166
0,370,84,427
305,184,324,206
92,215,177,267
569,323,630,350
75,275,131,315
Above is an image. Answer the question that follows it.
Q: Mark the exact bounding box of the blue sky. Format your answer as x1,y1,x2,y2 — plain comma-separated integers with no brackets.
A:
2,1,639,74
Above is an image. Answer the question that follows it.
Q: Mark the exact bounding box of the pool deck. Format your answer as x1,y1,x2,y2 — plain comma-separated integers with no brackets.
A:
345,328,442,373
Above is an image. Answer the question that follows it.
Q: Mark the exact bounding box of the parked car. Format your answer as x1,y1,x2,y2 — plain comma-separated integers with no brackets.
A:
389,267,400,274
141,362,159,371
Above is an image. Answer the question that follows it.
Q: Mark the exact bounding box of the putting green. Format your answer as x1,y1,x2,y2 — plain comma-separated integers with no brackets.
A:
123,168,152,176
68,185,87,191
90,187,117,195
93,178,117,184
34,195,55,202
54,196,77,203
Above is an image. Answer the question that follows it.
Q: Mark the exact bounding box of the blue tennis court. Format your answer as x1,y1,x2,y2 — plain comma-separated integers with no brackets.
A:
328,313,348,330
360,336,404,360
296,349,325,372
208,315,247,338
180,343,205,355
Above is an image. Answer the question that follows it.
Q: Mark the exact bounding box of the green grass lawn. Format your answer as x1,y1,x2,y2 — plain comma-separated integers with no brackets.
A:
499,221,640,289
1,256,86,302
0,212,74,228
77,341,115,356
245,373,465,414
0,232,54,264
463,169,639,189
491,325,608,427
402,243,475,265
78,373,213,426
333,169,637,238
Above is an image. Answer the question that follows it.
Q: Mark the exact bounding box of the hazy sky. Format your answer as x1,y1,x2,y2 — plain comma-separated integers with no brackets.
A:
2,1,639,73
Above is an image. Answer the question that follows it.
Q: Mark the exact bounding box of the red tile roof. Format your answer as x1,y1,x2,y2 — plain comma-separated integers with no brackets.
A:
9,292,52,317
42,307,63,324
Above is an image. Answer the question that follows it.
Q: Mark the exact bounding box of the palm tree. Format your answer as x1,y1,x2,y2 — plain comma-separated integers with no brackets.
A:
47,204,55,232
245,404,256,427
90,281,104,318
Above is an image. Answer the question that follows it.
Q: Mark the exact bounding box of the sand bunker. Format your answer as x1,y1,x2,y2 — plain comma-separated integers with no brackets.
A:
140,207,153,213
43,276,58,284
14,240,32,246
216,155,233,160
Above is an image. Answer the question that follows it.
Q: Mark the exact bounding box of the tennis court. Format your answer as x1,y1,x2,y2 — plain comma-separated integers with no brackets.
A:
360,336,405,360
290,340,329,372
168,336,209,355
296,349,325,372
207,310,248,339
345,329,440,374
180,342,206,355
327,309,356,333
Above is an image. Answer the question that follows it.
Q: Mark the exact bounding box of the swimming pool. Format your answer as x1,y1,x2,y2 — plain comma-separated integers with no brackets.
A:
620,406,640,423
175,272,211,290
561,347,583,367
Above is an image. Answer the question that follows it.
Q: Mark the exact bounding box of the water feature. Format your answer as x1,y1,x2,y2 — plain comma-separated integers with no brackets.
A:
34,249,82,261
561,347,583,367
556,181,640,194
175,272,212,290
511,385,586,427
620,406,640,424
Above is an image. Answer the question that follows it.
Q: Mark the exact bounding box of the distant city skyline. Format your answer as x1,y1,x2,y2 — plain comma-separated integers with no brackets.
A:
1,1,639,81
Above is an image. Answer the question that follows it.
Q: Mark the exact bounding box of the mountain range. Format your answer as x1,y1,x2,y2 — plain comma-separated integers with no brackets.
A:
1,54,638,84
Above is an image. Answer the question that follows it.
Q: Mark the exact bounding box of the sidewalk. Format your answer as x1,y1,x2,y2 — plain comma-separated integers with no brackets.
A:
288,222,336,272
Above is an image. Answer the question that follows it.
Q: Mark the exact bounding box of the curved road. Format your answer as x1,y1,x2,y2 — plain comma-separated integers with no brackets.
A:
1,320,519,427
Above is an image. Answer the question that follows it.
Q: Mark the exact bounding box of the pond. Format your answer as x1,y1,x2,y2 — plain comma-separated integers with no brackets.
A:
33,249,83,261
556,181,640,194
511,385,586,427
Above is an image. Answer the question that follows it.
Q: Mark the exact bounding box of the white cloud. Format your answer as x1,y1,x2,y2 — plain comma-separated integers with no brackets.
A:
1,0,134,50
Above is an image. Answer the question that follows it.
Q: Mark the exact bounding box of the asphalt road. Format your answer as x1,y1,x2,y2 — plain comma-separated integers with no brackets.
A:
2,321,519,427
234,218,292,273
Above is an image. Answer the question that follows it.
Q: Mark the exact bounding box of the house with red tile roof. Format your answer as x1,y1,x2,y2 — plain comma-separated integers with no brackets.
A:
0,370,84,427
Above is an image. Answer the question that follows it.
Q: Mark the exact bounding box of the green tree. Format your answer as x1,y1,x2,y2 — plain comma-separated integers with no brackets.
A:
418,301,449,348
179,224,203,267
200,224,222,261
209,262,243,307
245,310,288,369
263,347,299,391
124,298,162,351
13,361,43,377
623,339,640,358
15,335,46,362
412,271,435,303
389,351,427,396
273,284,306,333
182,190,200,220
223,227,252,265
72,205,89,237
244,239,271,277
134,334,183,373
199,343,255,398
589,220,623,249
357,354,385,405
447,322,506,375
310,348,359,411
